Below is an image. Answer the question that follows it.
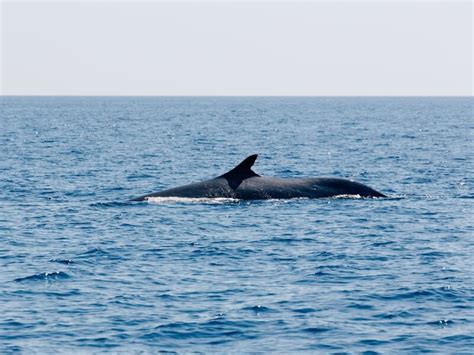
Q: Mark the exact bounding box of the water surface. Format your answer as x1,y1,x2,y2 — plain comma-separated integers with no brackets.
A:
1,97,472,352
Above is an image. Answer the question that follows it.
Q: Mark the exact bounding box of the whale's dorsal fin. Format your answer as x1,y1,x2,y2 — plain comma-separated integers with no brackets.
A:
220,154,260,189
221,154,260,178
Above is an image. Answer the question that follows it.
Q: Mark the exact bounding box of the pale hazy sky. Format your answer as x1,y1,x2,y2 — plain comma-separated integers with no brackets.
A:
1,1,472,95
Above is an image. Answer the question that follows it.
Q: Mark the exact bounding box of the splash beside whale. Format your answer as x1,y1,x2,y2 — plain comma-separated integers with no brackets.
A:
130,154,386,201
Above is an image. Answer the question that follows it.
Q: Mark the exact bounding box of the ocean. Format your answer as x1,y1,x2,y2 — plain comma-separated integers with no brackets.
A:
0,96,472,352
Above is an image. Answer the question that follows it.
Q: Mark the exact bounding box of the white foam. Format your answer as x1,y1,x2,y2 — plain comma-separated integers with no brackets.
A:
330,194,364,199
145,195,375,203
145,196,240,204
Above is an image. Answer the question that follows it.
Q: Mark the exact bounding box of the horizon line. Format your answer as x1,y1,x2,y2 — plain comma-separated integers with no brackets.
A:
1,94,472,98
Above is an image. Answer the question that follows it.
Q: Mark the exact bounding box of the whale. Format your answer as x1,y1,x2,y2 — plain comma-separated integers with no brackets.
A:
130,154,386,201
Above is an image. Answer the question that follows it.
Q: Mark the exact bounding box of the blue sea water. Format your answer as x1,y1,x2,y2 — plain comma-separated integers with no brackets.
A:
0,96,473,353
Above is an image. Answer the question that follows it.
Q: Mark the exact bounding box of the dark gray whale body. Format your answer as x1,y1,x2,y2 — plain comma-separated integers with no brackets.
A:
131,154,386,201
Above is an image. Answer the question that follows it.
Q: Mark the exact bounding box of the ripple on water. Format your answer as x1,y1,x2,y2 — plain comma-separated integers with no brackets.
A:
75,247,120,262
89,201,135,208
49,258,74,265
376,287,468,302
141,319,259,342
302,327,331,334
242,305,275,314
14,271,71,282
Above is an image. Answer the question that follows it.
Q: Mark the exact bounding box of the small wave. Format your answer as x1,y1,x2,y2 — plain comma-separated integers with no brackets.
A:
376,286,465,301
373,310,414,319
49,258,74,265
292,307,316,314
242,305,275,314
146,197,239,204
78,247,110,257
428,319,454,327
346,303,374,310
14,271,70,282
302,327,331,334
141,318,257,341
89,201,132,208
309,251,344,261
382,196,405,200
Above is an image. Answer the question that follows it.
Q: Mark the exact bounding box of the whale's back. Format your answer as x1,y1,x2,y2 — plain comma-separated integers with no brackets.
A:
234,177,386,199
